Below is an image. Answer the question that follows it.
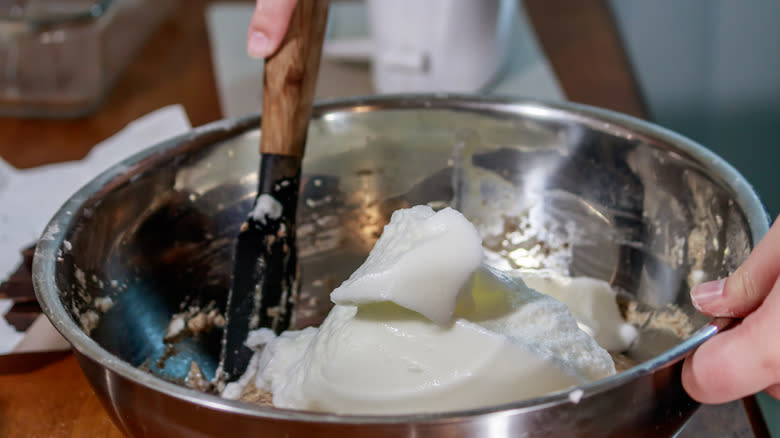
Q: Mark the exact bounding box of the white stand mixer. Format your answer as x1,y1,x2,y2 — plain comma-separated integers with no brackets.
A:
324,0,511,93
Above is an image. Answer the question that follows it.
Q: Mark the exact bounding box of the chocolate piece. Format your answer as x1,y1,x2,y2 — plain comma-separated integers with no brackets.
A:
1,245,41,331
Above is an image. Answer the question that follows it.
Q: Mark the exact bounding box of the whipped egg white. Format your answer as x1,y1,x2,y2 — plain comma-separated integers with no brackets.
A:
222,206,633,414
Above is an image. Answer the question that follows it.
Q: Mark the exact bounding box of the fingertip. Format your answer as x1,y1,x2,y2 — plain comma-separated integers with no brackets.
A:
248,30,272,59
681,352,711,404
690,278,727,315
247,0,298,59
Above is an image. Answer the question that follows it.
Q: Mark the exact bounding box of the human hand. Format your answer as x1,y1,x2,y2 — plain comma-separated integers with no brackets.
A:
682,216,780,403
247,0,299,59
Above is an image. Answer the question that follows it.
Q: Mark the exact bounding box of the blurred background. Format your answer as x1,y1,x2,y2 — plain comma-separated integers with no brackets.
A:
1,0,777,218
610,0,780,220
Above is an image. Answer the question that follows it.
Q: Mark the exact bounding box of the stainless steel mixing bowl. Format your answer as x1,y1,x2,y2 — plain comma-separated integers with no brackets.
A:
33,95,768,437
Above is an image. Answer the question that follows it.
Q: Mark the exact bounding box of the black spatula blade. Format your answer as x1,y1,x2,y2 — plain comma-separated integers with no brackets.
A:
219,154,301,382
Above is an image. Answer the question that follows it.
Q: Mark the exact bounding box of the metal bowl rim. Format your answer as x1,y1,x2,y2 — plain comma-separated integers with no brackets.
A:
32,93,770,424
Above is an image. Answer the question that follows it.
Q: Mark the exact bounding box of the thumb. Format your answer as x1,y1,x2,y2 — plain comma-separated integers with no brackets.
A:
691,216,780,317
682,280,780,403
247,0,299,59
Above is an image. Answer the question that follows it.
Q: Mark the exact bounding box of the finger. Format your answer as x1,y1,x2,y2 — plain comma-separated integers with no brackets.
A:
247,0,299,59
682,277,780,404
765,384,780,400
691,215,780,317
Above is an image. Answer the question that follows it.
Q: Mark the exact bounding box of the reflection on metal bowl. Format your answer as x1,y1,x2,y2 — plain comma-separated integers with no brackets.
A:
33,95,768,437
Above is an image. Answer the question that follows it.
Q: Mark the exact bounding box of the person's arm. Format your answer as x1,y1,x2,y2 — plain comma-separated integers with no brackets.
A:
682,216,780,403
247,0,300,58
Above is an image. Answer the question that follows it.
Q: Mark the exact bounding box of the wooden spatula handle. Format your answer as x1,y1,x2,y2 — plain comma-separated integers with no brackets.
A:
260,0,329,157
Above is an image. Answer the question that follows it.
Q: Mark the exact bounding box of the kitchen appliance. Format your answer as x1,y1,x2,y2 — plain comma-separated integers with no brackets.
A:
324,0,512,93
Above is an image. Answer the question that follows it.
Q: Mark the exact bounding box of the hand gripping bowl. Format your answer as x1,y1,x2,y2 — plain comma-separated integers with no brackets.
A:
33,95,768,437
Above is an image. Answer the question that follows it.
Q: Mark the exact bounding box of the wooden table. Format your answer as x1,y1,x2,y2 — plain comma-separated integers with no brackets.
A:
0,2,221,436
0,1,765,437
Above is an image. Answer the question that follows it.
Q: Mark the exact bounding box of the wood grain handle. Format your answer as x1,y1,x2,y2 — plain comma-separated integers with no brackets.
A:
260,0,330,158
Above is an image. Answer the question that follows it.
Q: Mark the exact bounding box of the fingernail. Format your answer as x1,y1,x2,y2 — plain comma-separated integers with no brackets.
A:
691,278,726,312
248,31,271,59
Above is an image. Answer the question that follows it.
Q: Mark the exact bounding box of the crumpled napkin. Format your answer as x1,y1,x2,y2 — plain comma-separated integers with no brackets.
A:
0,105,192,354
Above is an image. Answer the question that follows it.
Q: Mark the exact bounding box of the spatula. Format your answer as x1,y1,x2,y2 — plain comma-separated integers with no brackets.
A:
219,0,330,383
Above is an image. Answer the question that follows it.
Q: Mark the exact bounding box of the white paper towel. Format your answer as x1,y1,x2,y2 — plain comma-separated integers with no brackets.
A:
0,104,192,354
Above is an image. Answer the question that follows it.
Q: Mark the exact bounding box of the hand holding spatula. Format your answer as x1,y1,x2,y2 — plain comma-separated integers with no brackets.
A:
220,0,329,383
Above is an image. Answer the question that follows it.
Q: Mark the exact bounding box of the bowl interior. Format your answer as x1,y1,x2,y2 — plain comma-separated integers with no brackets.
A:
45,98,759,391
